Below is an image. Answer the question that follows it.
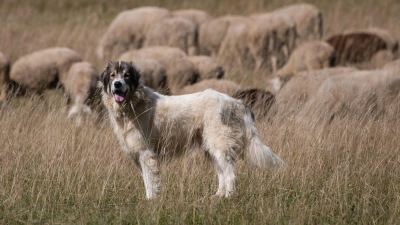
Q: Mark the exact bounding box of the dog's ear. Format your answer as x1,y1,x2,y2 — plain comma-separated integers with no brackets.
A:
129,61,141,83
100,62,112,92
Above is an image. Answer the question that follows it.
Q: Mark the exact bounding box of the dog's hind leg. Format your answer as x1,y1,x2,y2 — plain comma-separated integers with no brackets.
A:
139,150,161,199
211,158,226,196
208,149,236,197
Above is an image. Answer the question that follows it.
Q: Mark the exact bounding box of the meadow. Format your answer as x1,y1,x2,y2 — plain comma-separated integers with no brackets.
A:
0,0,399,224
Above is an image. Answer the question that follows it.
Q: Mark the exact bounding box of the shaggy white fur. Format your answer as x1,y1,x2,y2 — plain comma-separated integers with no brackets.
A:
100,61,284,199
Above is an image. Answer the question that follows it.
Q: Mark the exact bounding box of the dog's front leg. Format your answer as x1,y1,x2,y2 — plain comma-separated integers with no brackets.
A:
139,150,161,199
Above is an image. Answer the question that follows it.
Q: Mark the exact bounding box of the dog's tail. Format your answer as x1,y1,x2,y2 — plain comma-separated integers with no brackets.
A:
243,105,284,168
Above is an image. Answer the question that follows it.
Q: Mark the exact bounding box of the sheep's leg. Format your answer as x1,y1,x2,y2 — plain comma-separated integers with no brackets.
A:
139,150,161,199
271,55,277,73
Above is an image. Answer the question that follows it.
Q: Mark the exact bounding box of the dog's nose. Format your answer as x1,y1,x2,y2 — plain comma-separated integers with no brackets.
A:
114,81,122,88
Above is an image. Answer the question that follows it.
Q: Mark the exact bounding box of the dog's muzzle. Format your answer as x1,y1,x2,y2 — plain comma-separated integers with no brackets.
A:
111,79,128,102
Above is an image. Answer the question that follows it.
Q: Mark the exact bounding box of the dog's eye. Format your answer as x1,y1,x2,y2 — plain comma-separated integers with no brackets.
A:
124,73,130,78
110,73,115,78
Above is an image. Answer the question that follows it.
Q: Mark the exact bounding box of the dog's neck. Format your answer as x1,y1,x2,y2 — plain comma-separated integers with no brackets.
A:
103,84,150,119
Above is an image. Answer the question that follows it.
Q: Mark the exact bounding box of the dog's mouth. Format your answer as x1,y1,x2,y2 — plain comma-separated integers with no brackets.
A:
113,91,126,102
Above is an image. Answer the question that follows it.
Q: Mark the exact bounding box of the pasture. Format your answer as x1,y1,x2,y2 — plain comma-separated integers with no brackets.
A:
0,0,400,223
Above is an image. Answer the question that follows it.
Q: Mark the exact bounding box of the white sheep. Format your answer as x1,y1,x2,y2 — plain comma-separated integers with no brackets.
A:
248,12,297,72
299,70,400,124
185,55,224,80
118,47,197,94
382,59,400,73
132,58,168,94
96,6,170,59
10,47,82,94
216,17,253,71
118,46,187,62
143,17,197,55
64,61,100,123
273,3,323,45
198,15,248,57
270,41,336,92
172,9,213,27
273,67,358,116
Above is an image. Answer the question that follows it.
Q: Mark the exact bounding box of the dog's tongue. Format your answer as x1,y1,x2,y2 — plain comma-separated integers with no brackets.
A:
114,92,125,102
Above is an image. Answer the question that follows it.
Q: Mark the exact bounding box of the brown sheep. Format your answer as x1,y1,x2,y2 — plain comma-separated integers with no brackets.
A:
233,88,276,117
198,15,248,57
10,47,82,95
143,17,197,55
326,32,388,65
273,3,323,45
185,55,224,80
64,62,100,123
0,53,10,102
270,41,336,91
342,28,398,69
96,6,170,59
354,27,398,54
179,78,241,96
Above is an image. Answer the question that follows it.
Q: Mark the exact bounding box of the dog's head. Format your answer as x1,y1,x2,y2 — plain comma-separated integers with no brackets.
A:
100,61,141,103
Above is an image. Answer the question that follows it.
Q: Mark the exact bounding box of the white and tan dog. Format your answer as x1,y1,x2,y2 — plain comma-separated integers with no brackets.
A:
100,61,284,199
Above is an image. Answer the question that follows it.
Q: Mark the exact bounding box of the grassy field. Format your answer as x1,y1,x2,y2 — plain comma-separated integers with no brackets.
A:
0,0,400,224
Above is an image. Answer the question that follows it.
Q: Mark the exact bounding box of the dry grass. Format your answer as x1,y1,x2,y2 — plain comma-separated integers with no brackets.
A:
0,0,400,224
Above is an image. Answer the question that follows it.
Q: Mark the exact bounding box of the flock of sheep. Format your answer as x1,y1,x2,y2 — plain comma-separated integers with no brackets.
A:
1,3,400,125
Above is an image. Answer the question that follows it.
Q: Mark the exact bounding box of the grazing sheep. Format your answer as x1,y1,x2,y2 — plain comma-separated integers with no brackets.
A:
270,41,336,91
0,53,10,102
10,47,82,94
185,55,224,80
249,12,297,72
233,88,276,117
217,18,252,71
179,78,241,96
132,58,168,94
64,62,100,123
359,27,398,54
369,50,395,69
198,15,248,57
172,9,213,27
118,47,197,94
273,3,323,45
273,67,358,116
299,70,400,125
326,32,388,65
161,58,199,94
143,17,197,55
382,59,400,73
118,46,187,62
96,6,170,59
218,12,297,72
